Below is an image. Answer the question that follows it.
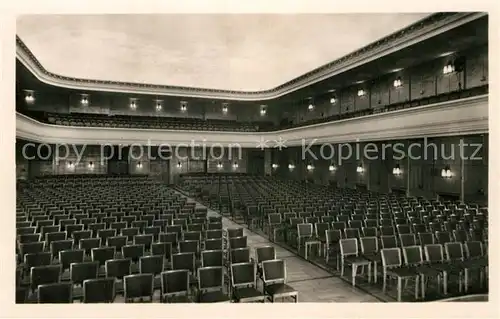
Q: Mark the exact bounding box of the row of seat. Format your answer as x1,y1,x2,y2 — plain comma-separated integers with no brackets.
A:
177,174,489,301
16,176,298,303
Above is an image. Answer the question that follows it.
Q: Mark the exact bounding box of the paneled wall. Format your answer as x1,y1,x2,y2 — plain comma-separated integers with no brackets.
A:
270,134,488,204
285,45,488,125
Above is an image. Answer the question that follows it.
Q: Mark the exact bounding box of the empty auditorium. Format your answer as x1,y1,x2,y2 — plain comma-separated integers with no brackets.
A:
14,12,489,304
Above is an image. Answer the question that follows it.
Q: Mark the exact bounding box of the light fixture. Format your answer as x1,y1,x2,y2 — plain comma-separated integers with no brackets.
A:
233,162,239,169
130,98,137,110
307,164,314,171
137,162,142,168
24,90,35,104
260,105,267,116
393,77,402,88
443,61,455,75
357,89,365,97
356,164,364,173
88,162,94,169
329,164,336,172
392,164,402,176
330,96,337,104
222,103,228,114
308,104,314,111
180,101,188,112
156,101,162,111
177,162,182,168
217,162,223,169
81,94,89,105
441,166,452,178
288,164,295,170
272,164,279,169
67,161,74,168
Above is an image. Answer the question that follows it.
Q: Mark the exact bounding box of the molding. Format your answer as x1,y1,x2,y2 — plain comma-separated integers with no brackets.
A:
16,12,486,101
17,95,489,147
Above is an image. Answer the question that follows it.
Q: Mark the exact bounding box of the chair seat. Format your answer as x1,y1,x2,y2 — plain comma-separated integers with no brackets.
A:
344,256,371,266
233,287,265,302
199,290,230,303
463,258,488,269
164,295,192,303
387,266,418,278
430,262,462,274
362,253,380,262
264,283,297,298
413,265,441,277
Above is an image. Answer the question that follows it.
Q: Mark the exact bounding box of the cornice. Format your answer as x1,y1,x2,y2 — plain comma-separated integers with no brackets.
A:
16,12,486,101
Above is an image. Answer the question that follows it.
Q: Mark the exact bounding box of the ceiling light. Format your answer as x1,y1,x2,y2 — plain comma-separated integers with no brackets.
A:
288,164,295,170
393,77,402,88
392,164,401,176
233,162,239,168
308,104,314,111
443,62,455,75
330,97,337,104
357,89,365,97
441,166,452,178
156,103,162,111
180,101,188,112
137,162,142,168
222,106,228,113
81,95,89,105
307,164,314,171
272,164,279,169
260,105,267,116
24,90,35,104
177,162,182,168
217,162,223,169
130,99,137,110
356,164,364,173
329,165,336,171
88,162,94,169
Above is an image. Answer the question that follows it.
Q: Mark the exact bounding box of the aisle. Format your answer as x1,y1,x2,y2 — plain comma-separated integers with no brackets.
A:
180,193,381,303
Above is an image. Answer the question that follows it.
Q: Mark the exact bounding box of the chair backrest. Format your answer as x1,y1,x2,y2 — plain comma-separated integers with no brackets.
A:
340,238,358,257
465,241,484,259
30,265,62,291
183,231,202,242
381,248,402,269
445,242,464,261
204,238,223,251
140,255,164,275
60,249,85,270
105,258,132,279
107,236,128,251
124,273,154,300
436,231,452,244
38,282,73,303
231,262,257,288
344,228,360,239
360,236,378,255
201,250,224,267
91,246,116,266
297,223,313,238
161,269,190,296
122,244,145,261
326,229,342,245
159,232,178,244
172,252,195,272
255,246,276,264
229,236,247,249
83,278,115,303
151,242,172,259
424,244,444,263
227,227,244,239
205,229,223,239
198,266,224,291
402,245,423,265
399,234,416,247
381,235,397,249
230,247,251,264
418,232,435,246
315,223,330,239
262,259,286,284
70,261,99,284
179,240,200,254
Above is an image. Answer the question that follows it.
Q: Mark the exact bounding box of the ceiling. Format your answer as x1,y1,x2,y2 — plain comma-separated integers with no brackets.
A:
16,13,430,92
